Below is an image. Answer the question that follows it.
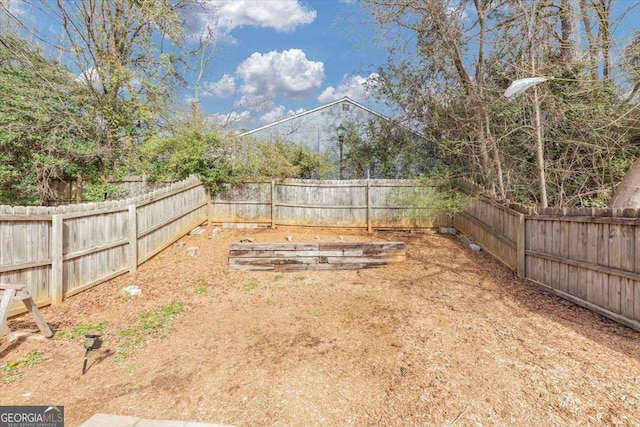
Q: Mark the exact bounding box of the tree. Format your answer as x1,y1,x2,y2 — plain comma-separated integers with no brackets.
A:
226,135,332,181
140,129,231,194
139,129,332,194
362,0,640,207
498,1,639,207
42,0,196,168
624,31,640,103
341,119,440,179
607,29,640,208
0,34,102,205
363,0,506,195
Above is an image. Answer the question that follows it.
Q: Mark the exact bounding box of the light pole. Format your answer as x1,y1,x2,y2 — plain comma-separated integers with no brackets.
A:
505,77,552,208
336,124,345,180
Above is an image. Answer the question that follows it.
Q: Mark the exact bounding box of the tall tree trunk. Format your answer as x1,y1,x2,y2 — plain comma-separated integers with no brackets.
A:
560,0,582,63
521,0,549,207
476,116,492,188
609,157,640,208
486,110,505,199
580,0,598,80
473,0,495,191
595,0,611,81
532,82,548,207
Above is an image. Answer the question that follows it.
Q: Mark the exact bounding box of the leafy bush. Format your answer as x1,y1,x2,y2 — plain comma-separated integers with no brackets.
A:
389,168,472,222
0,35,104,205
139,130,232,194
83,183,128,202
228,135,332,181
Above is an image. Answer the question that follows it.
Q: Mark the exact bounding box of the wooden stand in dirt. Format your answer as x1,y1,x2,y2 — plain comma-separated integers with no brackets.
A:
0,284,53,338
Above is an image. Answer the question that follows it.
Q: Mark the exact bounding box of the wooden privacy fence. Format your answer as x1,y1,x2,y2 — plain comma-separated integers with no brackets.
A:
49,176,172,205
0,176,208,316
453,180,640,331
211,179,451,230
9,174,637,331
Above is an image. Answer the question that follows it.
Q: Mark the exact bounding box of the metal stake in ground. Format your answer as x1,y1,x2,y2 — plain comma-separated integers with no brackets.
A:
82,334,102,375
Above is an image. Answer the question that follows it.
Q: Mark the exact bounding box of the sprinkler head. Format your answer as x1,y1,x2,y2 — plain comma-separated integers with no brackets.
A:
83,334,101,351
82,334,102,375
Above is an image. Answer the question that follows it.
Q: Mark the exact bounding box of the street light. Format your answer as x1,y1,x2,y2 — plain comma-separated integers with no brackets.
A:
336,124,345,180
504,77,549,99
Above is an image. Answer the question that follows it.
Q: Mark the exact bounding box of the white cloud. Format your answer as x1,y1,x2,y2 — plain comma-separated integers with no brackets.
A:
234,94,273,111
203,74,236,97
259,105,286,125
75,67,103,91
5,0,24,16
182,0,316,39
237,49,325,100
287,108,306,117
215,0,316,32
318,73,379,103
210,110,252,129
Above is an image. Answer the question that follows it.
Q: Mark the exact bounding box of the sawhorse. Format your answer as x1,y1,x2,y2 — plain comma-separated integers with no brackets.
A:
0,284,53,339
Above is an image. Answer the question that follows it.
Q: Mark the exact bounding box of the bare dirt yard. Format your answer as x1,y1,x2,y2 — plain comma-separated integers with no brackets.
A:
2,227,640,426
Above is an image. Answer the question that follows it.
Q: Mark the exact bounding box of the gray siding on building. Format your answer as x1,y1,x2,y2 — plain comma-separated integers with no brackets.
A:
240,97,439,179
242,99,383,162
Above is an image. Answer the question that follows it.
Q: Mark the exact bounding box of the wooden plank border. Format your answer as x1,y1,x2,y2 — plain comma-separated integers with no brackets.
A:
229,241,406,271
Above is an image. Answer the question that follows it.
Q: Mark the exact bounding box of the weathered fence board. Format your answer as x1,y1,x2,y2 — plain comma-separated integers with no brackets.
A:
212,180,451,230
454,188,640,331
454,197,518,271
136,181,208,263
0,213,52,310
212,182,272,224
5,175,640,331
0,176,208,317
62,206,130,297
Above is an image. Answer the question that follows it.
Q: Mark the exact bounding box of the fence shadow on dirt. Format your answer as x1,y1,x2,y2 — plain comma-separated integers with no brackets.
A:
379,230,640,364
442,235,640,364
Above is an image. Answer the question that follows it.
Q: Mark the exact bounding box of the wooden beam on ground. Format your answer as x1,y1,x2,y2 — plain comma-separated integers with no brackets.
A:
228,242,406,271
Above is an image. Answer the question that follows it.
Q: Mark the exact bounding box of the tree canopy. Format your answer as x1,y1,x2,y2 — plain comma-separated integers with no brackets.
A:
2,0,640,208
45,0,194,166
0,34,103,205
0,1,205,204
363,0,640,207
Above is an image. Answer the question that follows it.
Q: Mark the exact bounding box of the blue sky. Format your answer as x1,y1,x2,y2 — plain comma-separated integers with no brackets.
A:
4,0,639,133
179,0,387,131
4,0,387,132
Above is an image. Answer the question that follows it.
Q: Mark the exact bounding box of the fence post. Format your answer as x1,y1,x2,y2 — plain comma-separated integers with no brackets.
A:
516,213,526,278
367,180,372,234
128,204,138,274
207,197,213,229
50,214,64,304
271,180,276,228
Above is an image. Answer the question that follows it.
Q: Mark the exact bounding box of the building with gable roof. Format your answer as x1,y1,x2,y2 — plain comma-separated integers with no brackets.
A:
240,97,387,155
239,97,439,179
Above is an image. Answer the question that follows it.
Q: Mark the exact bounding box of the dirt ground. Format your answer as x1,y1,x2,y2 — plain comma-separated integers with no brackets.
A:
2,226,640,427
